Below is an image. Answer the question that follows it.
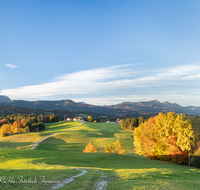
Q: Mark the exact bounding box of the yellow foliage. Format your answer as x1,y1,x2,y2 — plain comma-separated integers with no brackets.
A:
113,139,126,155
83,142,97,153
104,140,126,155
134,112,193,163
21,119,26,127
94,120,96,123
105,143,113,153
1,124,11,137
87,116,92,122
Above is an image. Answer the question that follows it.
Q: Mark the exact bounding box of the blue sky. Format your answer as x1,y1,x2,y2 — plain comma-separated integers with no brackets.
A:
1,0,200,106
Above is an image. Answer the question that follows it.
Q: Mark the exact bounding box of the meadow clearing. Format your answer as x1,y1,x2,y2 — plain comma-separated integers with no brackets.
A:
0,121,199,189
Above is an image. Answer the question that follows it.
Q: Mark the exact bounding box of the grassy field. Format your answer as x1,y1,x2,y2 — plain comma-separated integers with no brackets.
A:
0,121,199,189
0,121,80,149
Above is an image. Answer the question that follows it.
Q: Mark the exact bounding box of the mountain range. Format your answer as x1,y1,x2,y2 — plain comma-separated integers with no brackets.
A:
108,100,200,115
0,95,200,116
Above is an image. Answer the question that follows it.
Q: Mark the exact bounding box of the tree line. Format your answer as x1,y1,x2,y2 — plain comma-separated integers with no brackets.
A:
0,113,60,137
121,116,146,130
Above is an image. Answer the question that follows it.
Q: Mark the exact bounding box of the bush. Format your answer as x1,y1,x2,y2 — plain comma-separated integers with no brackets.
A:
105,144,113,153
104,140,126,155
83,143,97,153
113,139,126,155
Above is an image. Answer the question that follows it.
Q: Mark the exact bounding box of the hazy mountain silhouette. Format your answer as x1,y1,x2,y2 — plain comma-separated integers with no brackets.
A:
0,98,200,115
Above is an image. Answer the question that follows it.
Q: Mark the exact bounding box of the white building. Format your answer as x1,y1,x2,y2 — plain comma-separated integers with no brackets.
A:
73,117,84,122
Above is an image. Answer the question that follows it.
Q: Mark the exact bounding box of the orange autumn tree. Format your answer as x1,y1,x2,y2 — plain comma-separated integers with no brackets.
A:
83,142,97,153
1,124,11,137
11,121,21,134
134,112,193,163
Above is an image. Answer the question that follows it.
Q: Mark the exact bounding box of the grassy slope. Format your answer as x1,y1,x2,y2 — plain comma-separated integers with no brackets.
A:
0,122,199,190
36,122,134,153
0,121,80,149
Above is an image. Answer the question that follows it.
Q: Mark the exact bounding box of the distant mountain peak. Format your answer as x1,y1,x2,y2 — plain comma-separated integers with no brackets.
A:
150,100,160,103
0,95,11,102
163,101,170,104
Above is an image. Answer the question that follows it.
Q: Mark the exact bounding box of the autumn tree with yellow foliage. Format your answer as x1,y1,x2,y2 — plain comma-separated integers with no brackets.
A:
83,142,97,153
104,139,126,155
87,116,92,122
1,124,11,137
134,112,193,163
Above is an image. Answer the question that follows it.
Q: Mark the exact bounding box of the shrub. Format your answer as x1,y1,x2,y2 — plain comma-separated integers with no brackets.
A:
113,139,126,155
104,140,126,155
105,143,113,153
83,143,97,153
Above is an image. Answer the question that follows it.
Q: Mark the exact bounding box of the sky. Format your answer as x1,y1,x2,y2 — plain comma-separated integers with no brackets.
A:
1,0,200,106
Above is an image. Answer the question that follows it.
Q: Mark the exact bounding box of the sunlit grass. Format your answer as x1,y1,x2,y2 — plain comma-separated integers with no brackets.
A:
0,122,200,189
0,121,80,149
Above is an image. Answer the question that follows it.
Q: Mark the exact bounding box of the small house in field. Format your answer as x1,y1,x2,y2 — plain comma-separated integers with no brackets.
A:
66,118,73,121
116,119,123,123
73,117,84,122
106,121,111,123
111,121,116,123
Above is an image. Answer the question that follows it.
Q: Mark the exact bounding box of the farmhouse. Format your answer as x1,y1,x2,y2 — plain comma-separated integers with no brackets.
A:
73,117,84,122
66,118,73,121
116,119,123,123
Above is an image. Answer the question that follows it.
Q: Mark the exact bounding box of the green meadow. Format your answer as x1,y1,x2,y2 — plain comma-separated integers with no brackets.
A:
0,121,199,189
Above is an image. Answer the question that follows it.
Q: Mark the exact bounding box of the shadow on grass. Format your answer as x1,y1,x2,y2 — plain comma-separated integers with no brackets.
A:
0,142,34,149
0,148,190,170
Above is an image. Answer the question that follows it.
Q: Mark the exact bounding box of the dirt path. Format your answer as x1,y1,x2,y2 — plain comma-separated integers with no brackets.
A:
94,170,108,190
30,122,84,150
30,122,109,189
49,168,108,190
50,168,88,190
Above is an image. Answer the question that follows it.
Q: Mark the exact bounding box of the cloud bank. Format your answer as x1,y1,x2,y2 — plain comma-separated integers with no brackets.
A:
1,64,200,106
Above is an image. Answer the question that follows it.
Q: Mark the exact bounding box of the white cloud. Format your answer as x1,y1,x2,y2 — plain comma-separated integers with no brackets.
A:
1,64,200,102
5,64,19,68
